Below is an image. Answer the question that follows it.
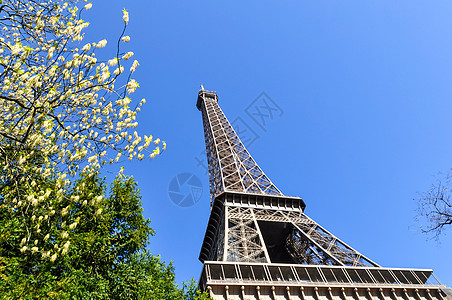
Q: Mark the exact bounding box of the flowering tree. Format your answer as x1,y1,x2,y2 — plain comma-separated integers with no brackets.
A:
0,173,209,299
0,0,165,263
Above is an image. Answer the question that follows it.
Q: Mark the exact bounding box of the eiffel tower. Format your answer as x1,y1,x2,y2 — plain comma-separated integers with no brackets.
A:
196,88,451,300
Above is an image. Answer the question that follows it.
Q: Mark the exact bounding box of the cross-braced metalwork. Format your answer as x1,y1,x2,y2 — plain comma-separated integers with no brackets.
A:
197,89,282,201
196,88,451,300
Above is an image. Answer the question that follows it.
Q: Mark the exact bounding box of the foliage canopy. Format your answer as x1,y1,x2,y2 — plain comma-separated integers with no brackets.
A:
0,0,164,260
0,173,208,299
0,0,209,298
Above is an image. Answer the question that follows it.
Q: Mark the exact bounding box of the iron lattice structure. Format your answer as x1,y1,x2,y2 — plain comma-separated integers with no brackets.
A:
197,90,281,199
196,89,451,300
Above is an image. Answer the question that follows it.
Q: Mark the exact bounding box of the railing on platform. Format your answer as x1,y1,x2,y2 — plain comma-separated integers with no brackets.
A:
200,261,443,291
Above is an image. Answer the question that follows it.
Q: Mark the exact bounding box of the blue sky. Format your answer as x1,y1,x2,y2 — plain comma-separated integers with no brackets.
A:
84,1,452,286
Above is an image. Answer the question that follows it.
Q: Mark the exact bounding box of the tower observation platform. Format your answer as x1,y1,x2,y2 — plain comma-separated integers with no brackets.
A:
195,88,451,300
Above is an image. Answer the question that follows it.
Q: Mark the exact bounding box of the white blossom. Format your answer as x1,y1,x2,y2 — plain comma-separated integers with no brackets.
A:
0,0,165,257
122,51,134,60
113,66,124,75
126,79,139,94
82,43,91,52
61,231,69,239
108,58,118,66
123,9,129,24
130,60,139,73
97,39,107,48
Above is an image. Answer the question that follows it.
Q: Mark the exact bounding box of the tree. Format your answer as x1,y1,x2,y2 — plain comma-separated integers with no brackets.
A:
417,169,452,238
0,0,210,298
0,172,209,299
0,0,165,262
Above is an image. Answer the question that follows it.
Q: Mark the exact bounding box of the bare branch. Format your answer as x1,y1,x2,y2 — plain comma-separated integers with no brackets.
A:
416,169,452,238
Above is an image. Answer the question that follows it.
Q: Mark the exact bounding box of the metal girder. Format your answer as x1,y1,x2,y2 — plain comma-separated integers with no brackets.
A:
197,89,378,268
199,262,449,300
228,206,379,267
197,90,282,201
225,206,269,263
196,88,449,297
